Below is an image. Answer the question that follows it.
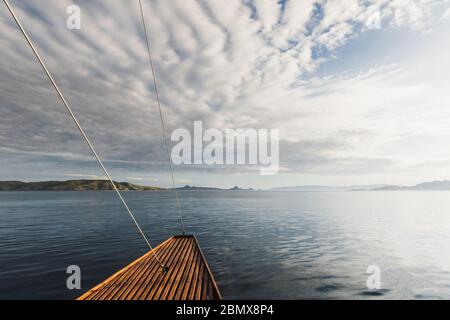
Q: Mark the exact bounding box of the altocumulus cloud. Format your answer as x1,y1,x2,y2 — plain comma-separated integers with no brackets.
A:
0,0,449,187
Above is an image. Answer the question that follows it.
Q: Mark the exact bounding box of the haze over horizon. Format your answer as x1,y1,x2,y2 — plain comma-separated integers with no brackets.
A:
1,0,450,189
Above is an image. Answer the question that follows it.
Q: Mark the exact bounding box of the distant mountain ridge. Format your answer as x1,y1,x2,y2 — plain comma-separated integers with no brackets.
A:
176,185,254,191
176,185,223,191
369,180,450,191
270,184,387,192
270,180,450,191
0,180,164,191
3,179,449,192
0,180,254,191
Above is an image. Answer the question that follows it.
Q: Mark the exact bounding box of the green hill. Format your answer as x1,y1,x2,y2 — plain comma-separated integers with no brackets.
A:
0,180,164,191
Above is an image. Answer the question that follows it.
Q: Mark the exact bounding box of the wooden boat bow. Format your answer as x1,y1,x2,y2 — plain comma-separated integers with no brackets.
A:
78,235,222,300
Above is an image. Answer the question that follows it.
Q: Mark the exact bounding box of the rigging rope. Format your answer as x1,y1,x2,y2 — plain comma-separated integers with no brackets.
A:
138,0,186,235
3,0,166,271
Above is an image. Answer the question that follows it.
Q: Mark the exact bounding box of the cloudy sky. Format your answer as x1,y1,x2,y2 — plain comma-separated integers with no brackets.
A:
1,0,450,189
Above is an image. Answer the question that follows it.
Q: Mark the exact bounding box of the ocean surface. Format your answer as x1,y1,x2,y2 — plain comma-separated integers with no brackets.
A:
1,190,450,300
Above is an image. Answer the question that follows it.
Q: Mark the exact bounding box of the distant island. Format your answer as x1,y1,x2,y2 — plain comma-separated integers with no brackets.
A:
0,180,165,191
0,180,254,192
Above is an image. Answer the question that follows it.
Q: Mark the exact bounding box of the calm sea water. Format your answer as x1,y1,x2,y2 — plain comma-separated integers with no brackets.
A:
1,190,450,300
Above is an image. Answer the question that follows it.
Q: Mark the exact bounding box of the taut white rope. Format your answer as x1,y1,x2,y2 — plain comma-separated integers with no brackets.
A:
3,0,166,271
138,0,186,235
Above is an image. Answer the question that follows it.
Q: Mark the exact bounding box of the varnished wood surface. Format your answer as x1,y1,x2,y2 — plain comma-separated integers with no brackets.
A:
77,235,222,300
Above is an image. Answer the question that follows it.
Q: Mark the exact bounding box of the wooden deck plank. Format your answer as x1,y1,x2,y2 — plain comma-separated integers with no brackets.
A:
126,238,179,300
187,247,202,300
165,237,196,300
135,237,187,300
145,237,190,300
176,245,199,300
194,236,222,300
77,235,221,300
110,241,172,300
202,269,209,300
156,237,194,300
95,237,172,300
79,237,172,300
119,237,178,300
195,259,205,300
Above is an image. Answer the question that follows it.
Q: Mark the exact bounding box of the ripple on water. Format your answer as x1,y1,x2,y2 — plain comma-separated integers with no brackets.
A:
2,191,450,299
